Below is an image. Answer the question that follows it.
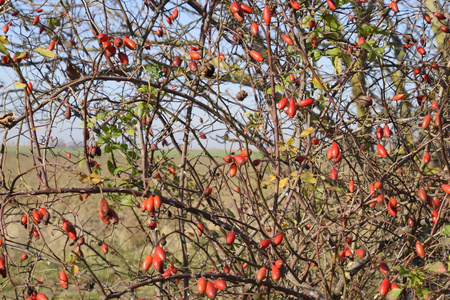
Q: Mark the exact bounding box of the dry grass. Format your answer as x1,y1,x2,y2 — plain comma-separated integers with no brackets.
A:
1,147,256,299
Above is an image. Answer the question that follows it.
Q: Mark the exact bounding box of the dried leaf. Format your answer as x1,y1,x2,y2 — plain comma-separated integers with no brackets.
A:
0,113,15,127
425,262,447,274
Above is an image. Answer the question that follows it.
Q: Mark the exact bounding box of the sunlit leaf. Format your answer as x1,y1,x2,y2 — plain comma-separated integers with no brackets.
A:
312,76,323,90
79,172,104,185
300,127,314,137
326,48,342,56
333,56,342,74
286,138,295,146
34,47,56,59
138,85,149,94
0,41,9,55
125,128,135,135
14,82,27,88
0,35,10,45
279,178,289,189
312,50,322,62
71,265,79,275
14,51,27,59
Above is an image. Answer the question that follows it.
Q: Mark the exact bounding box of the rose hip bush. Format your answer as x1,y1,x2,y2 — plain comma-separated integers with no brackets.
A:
0,0,449,299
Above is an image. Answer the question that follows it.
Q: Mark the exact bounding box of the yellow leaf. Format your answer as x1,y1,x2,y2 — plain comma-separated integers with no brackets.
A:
34,47,56,59
312,76,323,90
0,35,10,45
301,172,317,184
279,177,289,189
88,173,104,185
15,82,27,88
286,138,295,146
71,264,79,275
78,172,89,182
79,172,103,185
333,56,342,74
300,127,314,137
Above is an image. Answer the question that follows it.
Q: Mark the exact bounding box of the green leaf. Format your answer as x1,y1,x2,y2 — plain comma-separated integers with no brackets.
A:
211,230,220,239
360,43,373,51
305,183,315,191
107,160,115,174
225,208,235,218
386,288,403,300
323,14,342,31
34,47,56,59
114,166,125,175
424,262,447,274
312,76,323,90
328,186,345,193
341,53,352,67
275,85,285,93
394,47,406,59
47,18,61,30
312,50,322,62
120,196,135,206
300,127,314,137
396,265,410,277
334,0,352,6
104,144,112,153
442,225,450,237
410,269,426,286
300,172,317,184
415,288,433,299
111,128,123,138
138,85,150,94
0,40,9,55
326,48,343,56
358,24,388,36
